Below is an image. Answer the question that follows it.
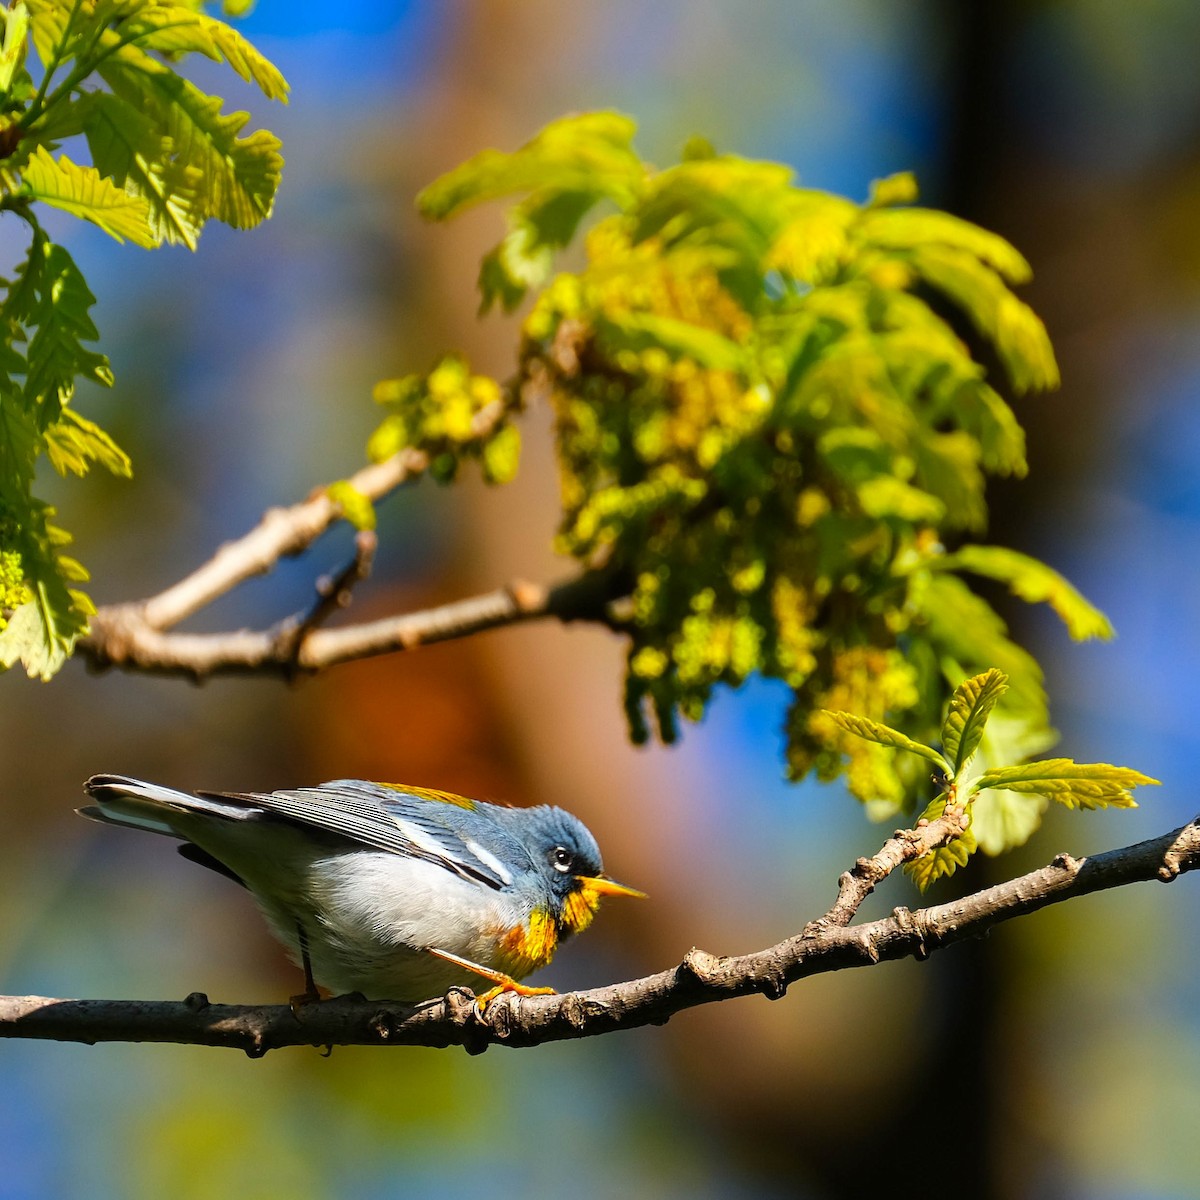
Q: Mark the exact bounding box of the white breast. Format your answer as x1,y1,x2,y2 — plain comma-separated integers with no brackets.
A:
284,852,530,1000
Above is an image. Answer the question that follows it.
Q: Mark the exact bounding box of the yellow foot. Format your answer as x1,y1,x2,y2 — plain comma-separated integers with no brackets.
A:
475,982,556,1010
424,945,557,1011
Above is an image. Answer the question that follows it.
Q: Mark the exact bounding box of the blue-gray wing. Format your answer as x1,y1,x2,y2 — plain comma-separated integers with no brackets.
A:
203,779,519,890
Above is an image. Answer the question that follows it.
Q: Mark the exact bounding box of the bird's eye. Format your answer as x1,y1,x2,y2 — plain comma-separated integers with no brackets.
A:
551,846,573,873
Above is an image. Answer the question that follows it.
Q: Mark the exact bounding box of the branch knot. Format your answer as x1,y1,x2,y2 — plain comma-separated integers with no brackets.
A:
678,948,723,986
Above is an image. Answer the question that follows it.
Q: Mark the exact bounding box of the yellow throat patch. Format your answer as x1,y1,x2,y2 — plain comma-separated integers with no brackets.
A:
492,882,611,980
560,881,604,938
495,908,559,979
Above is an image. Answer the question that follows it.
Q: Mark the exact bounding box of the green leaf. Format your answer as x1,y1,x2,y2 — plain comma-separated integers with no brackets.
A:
766,190,858,283
860,207,1032,283
6,237,113,414
25,0,287,101
914,573,1049,727
98,52,283,236
116,6,289,101
0,498,90,679
972,759,1159,810
866,171,918,208
0,580,85,686
43,407,131,477
479,189,603,313
81,92,201,248
0,595,61,679
819,710,949,772
970,787,1047,857
961,381,1027,476
911,430,987,531
0,1,30,96
966,711,1059,855
28,93,89,142
906,243,1059,394
855,476,945,523
937,544,1113,641
418,110,642,221
0,390,39,488
941,667,1008,777
421,113,643,311
633,157,799,255
24,0,79,71
22,146,155,246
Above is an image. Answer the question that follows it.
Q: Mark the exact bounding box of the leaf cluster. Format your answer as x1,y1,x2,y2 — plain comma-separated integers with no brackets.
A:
392,112,1114,854
824,669,1158,887
0,0,286,676
368,355,520,487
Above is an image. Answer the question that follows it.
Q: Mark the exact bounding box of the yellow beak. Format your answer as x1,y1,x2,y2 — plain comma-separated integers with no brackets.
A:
576,874,648,900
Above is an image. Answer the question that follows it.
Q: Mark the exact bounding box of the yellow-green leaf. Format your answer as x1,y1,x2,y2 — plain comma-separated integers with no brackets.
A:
866,171,918,209
418,110,642,221
44,408,131,478
0,0,29,94
939,544,1113,641
972,759,1159,810
22,146,155,246
820,710,949,771
0,598,66,679
856,476,945,523
98,52,283,235
941,667,1008,777
82,91,201,248
594,311,747,372
326,481,376,532
970,787,1047,857
860,207,1031,283
0,563,88,681
906,243,1059,394
121,8,290,102
904,796,977,891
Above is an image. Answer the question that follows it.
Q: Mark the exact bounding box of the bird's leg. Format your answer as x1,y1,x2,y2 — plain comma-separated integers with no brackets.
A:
289,921,322,1014
424,945,556,1012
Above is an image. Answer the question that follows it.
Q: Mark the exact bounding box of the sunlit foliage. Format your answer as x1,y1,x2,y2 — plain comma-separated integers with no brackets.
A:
0,0,285,676
826,669,1157,885
396,112,1117,853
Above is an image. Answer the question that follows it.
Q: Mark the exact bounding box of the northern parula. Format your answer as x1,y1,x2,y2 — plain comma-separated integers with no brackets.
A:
80,774,644,1004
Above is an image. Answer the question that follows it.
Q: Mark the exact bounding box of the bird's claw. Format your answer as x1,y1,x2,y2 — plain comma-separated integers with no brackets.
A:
473,981,557,1018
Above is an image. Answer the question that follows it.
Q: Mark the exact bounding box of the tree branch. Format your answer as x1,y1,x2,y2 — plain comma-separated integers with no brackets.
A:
4,814,1194,1054
148,449,431,632
79,569,626,680
74,377,635,680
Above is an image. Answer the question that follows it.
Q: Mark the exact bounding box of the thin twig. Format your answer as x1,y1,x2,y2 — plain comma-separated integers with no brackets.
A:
139,449,429,633
75,397,615,681
814,807,970,929
271,529,378,673
2,815,1194,1053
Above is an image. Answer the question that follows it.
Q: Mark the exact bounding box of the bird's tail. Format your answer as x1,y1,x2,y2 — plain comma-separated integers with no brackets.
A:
80,773,258,839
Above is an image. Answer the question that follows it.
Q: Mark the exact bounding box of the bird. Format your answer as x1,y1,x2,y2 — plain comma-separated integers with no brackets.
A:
79,774,645,1006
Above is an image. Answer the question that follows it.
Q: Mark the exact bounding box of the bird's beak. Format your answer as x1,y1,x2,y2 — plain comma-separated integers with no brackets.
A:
576,874,648,900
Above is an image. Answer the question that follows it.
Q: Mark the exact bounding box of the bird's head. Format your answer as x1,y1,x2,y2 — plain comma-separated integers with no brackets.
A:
513,806,646,938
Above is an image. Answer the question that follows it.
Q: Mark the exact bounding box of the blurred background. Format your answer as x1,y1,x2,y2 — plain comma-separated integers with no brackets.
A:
2,2,1199,1197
